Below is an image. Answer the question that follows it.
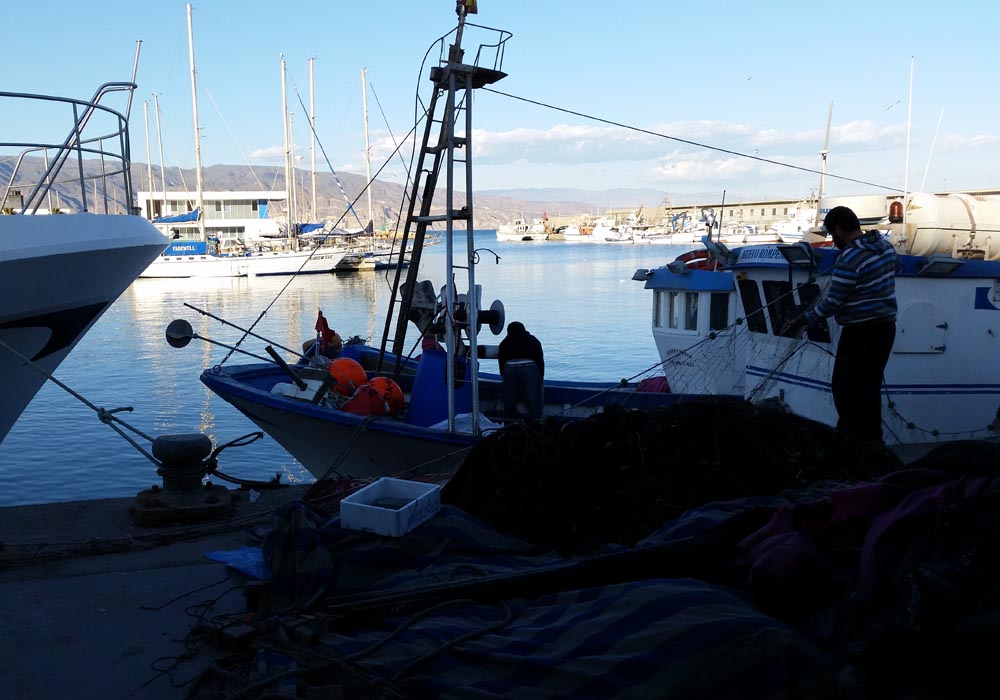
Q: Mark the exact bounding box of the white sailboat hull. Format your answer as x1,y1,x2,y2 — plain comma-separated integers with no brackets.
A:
139,247,346,278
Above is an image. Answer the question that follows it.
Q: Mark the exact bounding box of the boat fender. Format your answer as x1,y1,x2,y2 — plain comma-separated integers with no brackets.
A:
673,249,718,271
341,384,388,416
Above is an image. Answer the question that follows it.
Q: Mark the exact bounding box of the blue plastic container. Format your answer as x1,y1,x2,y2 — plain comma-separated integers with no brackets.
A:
406,348,472,426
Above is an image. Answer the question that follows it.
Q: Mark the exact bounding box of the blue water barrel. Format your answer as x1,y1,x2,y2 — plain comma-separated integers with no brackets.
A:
406,348,472,427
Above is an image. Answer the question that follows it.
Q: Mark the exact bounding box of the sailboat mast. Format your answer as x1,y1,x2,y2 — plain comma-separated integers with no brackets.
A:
361,67,373,233
186,3,206,242
280,55,293,235
142,100,153,204
309,57,317,223
153,92,167,216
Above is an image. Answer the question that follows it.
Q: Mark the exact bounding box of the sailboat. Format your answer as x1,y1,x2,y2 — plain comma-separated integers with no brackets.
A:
138,4,346,278
336,67,411,272
189,9,681,479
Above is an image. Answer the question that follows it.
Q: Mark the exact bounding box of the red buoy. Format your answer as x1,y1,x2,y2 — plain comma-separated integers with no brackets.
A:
328,357,368,396
370,376,405,415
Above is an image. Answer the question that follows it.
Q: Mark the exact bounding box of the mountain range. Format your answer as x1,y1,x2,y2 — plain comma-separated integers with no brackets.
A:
1,157,718,227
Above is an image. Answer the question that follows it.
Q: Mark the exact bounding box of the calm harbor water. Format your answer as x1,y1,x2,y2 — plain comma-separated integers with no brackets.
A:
0,233,692,506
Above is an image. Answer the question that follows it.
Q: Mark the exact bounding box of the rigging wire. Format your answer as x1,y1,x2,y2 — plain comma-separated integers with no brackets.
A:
483,87,906,194
202,87,269,193
214,106,422,368
287,77,365,230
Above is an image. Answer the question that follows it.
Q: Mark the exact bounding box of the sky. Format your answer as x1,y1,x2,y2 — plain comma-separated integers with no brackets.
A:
5,0,999,204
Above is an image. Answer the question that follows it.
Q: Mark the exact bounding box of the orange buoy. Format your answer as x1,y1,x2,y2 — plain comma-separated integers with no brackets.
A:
341,384,388,416
370,376,405,415
328,357,368,396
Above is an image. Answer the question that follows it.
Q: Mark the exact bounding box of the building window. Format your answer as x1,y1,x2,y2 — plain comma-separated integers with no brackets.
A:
784,207,789,215
772,208,777,215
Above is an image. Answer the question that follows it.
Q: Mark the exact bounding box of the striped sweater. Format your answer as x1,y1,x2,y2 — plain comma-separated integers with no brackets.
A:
804,231,899,326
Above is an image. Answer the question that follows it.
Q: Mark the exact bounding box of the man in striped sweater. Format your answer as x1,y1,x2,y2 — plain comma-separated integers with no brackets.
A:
783,206,899,443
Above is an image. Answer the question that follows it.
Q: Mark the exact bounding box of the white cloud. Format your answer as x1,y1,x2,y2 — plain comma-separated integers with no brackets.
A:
248,145,285,161
362,118,997,196
936,132,1000,152
248,144,309,162
653,153,760,181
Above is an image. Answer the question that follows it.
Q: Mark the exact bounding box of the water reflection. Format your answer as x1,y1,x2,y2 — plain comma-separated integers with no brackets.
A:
0,236,690,505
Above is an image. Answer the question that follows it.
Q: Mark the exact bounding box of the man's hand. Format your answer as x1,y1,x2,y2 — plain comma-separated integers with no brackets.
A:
780,315,808,337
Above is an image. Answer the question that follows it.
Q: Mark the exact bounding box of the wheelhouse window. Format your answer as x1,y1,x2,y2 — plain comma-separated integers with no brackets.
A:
654,290,666,327
796,282,831,343
738,279,768,333
709,292,729,330
762,280,795,334
655,291,703,332
684,293,698,330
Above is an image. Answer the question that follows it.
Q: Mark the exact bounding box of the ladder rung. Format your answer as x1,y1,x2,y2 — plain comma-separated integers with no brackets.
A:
414,210,470,224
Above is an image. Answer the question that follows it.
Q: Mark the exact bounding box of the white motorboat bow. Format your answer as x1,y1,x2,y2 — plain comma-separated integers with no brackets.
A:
0,82,168,442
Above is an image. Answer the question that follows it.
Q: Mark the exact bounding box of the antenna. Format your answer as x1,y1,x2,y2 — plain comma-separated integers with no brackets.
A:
818,100,833,199
919,108,944,193
901,56,915,246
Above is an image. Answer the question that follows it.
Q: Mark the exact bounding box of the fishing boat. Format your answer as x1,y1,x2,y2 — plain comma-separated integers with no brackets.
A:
633,191,1000,451
0,80,168,442
496,212,543,241
190,12,683,480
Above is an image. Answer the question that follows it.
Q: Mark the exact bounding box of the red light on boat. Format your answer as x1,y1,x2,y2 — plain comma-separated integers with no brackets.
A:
889,200,904,223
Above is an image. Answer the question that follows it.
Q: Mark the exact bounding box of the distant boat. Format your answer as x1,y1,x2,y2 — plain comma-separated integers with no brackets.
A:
496,212,544,241
1,81,167,442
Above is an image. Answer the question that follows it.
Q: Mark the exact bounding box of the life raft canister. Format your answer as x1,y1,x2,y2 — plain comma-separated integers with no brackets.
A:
341,383,388,416
328,357,368,397
370,376,405,415
673,249,718,271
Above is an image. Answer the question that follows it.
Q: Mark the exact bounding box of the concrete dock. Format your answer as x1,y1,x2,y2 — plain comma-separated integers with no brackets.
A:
0,484,311,700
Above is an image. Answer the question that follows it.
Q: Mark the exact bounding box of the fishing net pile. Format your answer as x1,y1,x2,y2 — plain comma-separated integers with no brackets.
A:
442,397,902,552
186,406,1000,699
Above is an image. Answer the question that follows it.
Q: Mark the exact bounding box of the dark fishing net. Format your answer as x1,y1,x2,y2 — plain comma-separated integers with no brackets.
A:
442,397,903,552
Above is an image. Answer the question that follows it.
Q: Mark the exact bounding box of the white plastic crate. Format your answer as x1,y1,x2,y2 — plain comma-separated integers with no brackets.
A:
340,477,441,537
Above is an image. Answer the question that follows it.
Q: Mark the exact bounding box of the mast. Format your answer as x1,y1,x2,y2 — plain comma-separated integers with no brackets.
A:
290,111,298,237
186,3,206,242
817,100,833,224
902,55,914,241
309,57,317,223
280,55,293,236
142,100,153,212
361,67,374,234
152,92,167,219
